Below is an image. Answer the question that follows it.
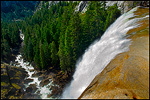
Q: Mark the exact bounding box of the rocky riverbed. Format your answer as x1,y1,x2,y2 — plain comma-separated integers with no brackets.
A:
1,54,72,99
1,63,27,99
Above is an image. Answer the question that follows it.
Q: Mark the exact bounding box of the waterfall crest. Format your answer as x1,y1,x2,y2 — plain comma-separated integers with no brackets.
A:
61,6,144,99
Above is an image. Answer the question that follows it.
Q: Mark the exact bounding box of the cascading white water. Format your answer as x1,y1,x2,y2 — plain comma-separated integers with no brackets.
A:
15,54,55,99
61,6,144,99
14,31,59,99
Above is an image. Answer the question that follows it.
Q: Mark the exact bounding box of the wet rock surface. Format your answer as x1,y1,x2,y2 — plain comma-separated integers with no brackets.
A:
40,78,50,87
23,93,41,99
24,78,33,84
26,84,37,93
1,58,72,99
32,68,73,98
32,71,42,77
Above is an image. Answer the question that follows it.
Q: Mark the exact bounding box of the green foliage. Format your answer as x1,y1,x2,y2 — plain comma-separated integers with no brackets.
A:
50,41,58,67
1,21,21,61
104,4,121,31
27,38,33,61
33,42,41,69
21,1,121,73
1,1,37,22
39,41,46,69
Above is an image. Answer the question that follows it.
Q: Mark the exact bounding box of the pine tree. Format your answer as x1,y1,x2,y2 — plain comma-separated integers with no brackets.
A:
58,32,66,72
64,26,72,71
39,41,46,69
2,39,11,59
27,38,33,61
70,12,81,67
34,42,41,70
43,41,49,68
50,41,58,67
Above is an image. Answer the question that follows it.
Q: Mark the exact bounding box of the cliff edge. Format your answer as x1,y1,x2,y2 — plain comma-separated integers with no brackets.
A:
79,7,149,99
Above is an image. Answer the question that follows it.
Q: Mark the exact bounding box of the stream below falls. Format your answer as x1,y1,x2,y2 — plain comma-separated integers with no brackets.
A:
10,54,59,99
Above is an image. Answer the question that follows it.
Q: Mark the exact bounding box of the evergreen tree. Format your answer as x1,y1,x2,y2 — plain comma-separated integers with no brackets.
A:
43,41,50,68
34,42,41,69
50,41,58,67
13,1,121,73
64,26,72,71
27,38,33,61
39,41,46,69
2,39,11,59
58,32,66,72
70,12,81,67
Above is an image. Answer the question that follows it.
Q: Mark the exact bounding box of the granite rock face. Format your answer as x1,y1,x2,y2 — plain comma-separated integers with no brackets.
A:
106,1,149,14
79,7,149,99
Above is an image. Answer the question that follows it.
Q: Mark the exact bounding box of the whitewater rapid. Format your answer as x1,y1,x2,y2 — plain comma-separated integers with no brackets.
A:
14,54,54,99
13,31,58,99
62,6,143,99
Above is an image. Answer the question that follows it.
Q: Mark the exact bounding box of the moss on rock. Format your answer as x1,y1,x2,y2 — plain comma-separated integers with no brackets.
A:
1,63,28,99
12,83,21,89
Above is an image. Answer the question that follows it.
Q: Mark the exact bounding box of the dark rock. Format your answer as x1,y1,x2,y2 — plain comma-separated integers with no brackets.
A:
47,93,52,98
11,78,21,83
23,92,41,99
32,71,42,77
36,90,40,94
24,78,33,84
140,1,149,7
31,61,36,68
26,84,37,93
15,63,20,66
38,75,46,81
1,63,29,99
79,1,88,12
40,78,51,87
1,75,9,83
6,87,17,96
29,68,34,72
50,86,62,97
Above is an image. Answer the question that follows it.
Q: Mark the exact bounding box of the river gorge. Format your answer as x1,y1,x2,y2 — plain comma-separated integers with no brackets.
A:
1,3,149,99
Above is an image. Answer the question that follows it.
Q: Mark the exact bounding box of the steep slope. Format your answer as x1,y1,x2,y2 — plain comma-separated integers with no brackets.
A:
1,63,28,99
1,1,37,21
79,7,149,99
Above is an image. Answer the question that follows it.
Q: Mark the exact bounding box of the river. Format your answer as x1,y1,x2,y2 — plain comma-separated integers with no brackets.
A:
10,31,59,99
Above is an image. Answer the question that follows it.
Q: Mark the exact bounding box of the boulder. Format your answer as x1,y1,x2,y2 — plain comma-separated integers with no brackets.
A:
24,78,33,84
38,74,47,81
1,75,9,83
40,78,51,87
23,92,41,99
47,86,62,98
15,63,20,66
31,61,36,68
32,71,42,77
26,84,37,93
11,78,21,83
51,86,62,96
28,69,34,72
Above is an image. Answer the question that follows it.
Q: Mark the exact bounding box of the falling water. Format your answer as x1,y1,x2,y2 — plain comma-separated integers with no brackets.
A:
61,6,147,99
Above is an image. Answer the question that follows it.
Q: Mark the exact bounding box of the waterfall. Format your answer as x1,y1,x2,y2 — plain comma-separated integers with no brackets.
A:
61,6,144,99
